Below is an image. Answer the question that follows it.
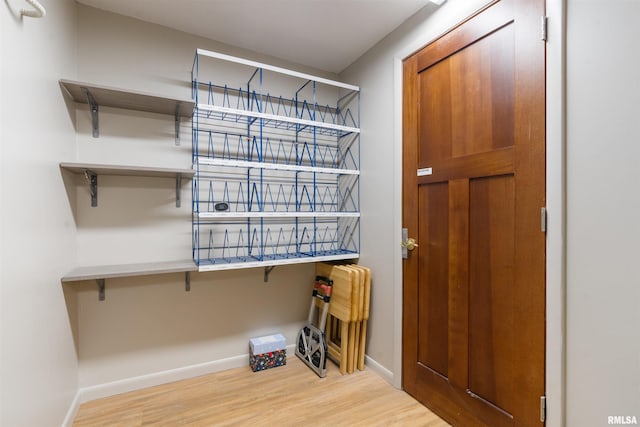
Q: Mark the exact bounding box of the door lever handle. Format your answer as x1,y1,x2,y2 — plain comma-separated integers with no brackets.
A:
401,238,419,251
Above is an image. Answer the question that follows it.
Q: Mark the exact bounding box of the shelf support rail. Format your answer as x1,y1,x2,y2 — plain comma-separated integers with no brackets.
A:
96,278,105,301
176,173,182,208
175,103,182,146
93,271,192,301
82,88,100,138
76,168,185,209
83,169,98,207
264,265,275,282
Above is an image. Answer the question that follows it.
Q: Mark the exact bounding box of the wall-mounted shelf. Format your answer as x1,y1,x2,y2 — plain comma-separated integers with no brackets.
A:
195,104,360,136
197,157,359,175
59,75,197,300
59,162,194,207
191,49,361,272
62,260,197,282
59,79,194,144
62,260,197,301
196,212,360,219
59,162,194,178
196,253,359,273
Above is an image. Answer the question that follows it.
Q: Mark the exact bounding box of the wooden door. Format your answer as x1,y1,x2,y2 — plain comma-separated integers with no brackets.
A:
402,0,545,426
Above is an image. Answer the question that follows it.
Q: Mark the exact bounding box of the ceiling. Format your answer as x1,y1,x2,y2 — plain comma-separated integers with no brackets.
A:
75,0,438,74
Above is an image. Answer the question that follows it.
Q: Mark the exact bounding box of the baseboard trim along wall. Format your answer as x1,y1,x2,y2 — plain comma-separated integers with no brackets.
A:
61,391,82,427
78,349,267,405
62,348,390,425
62,350,266,426
364,355,395,386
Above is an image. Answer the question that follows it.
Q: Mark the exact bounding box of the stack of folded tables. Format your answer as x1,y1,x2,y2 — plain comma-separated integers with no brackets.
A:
315,262,371,374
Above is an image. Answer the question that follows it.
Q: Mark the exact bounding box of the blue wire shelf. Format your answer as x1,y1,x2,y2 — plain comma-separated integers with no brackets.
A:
191,49,360,272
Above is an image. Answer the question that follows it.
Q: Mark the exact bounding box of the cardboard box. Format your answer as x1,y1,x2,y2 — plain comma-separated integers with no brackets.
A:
249,333,286,372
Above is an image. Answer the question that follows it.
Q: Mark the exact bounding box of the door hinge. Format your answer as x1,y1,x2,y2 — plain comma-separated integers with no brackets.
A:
541,16,548,42
540,396,547,422
541,207,547,234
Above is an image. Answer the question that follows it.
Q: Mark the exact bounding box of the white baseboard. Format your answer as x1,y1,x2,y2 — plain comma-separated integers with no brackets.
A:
61,390,81,427
77,344,293,405
364,355,396,387
77,354,243,403
64,346,394,425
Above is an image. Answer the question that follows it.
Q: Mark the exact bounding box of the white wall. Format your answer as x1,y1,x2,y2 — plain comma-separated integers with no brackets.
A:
344,0,640,425
70,5,340,394
565,1,640,425
0,1,79,426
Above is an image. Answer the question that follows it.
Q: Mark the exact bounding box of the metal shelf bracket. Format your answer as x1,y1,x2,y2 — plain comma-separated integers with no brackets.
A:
264,266,275,282
83,169,98,207
185,271,191,292
96,278,105,301
176,174,182,208
175,104,182,146
83,88,100,138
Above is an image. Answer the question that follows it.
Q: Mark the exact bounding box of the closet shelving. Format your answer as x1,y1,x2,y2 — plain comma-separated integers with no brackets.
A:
59,162,194,207
59,79,197,299
191,49,361,271
59,79,194,144
61,261,197,301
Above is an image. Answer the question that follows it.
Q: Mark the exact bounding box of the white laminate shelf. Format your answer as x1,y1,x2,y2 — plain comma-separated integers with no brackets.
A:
62,260,197,282
197,211,360,219
59,78,194,143
59,162,194,178
195,104,360,137
196,253,360,273
197,157,359,175
195,49,360,92
59,79,194,117
60,162,194,208
62,260,197,301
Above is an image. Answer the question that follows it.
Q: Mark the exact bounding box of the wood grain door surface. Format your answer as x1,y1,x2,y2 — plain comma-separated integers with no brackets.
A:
402,0,546,426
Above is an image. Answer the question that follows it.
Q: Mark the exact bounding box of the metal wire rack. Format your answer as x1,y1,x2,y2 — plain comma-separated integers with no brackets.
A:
191,49,360,271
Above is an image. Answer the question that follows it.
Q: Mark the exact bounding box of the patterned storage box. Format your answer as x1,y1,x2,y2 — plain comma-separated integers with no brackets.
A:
249,334,287,372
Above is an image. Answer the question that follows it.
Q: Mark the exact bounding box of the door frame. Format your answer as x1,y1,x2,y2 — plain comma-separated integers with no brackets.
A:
390,1,566,426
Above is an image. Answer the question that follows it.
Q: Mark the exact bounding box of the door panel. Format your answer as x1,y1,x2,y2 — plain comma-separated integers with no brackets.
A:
419,60,452,163
449,24,515,156
417,182,449,377
402,0,545,426
468,175,515,411
419,19,515,164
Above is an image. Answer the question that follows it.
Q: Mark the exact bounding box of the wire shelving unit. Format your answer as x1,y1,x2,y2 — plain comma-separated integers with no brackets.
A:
191,49,360,272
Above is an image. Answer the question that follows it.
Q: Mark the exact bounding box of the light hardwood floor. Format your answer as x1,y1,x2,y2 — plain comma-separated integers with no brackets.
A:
74,356,450,426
